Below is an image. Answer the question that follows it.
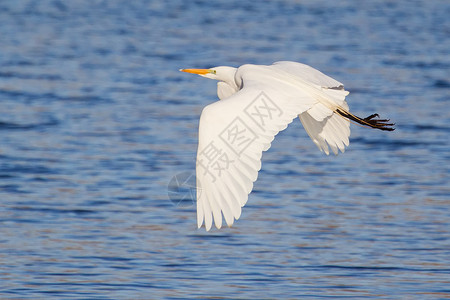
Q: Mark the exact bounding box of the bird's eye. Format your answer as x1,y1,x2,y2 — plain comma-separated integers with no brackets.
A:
211,70,216,74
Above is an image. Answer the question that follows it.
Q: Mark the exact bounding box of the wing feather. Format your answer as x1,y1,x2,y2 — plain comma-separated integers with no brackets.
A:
215,178,239,222
307,102,332,121
205,182,222,230
222,182,242,219
299,110,350,155
217,191,234,226
237,156,258,182
196,187,204,228
202,191,213,230
210,182,232,227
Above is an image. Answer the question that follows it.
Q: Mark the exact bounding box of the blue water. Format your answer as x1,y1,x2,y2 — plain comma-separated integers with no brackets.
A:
1,1,449,299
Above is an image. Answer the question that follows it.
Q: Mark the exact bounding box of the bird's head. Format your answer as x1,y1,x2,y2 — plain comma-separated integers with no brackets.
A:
180,66,237,82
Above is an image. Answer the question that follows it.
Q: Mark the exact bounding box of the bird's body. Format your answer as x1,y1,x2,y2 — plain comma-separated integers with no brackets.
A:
181,61,394,231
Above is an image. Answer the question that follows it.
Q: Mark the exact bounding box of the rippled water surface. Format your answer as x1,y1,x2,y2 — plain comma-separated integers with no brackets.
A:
1,1,449,299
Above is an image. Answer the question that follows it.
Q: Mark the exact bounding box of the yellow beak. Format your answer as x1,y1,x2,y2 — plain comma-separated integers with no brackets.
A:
179,68,211,75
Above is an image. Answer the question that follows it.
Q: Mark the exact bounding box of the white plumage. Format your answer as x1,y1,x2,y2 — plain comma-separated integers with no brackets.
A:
181,61,394,230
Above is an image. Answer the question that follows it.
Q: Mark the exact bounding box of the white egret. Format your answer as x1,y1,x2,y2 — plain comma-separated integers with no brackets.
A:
180,61,394,231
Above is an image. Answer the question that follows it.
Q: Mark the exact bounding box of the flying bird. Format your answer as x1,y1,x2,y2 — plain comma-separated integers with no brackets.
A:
180,61,394,231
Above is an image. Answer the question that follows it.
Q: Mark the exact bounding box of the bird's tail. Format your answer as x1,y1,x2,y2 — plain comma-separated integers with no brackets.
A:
336,109,395,131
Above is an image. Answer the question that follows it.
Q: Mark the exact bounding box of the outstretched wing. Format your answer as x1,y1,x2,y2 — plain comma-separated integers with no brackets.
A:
196,81,312,230
271,61,351,155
